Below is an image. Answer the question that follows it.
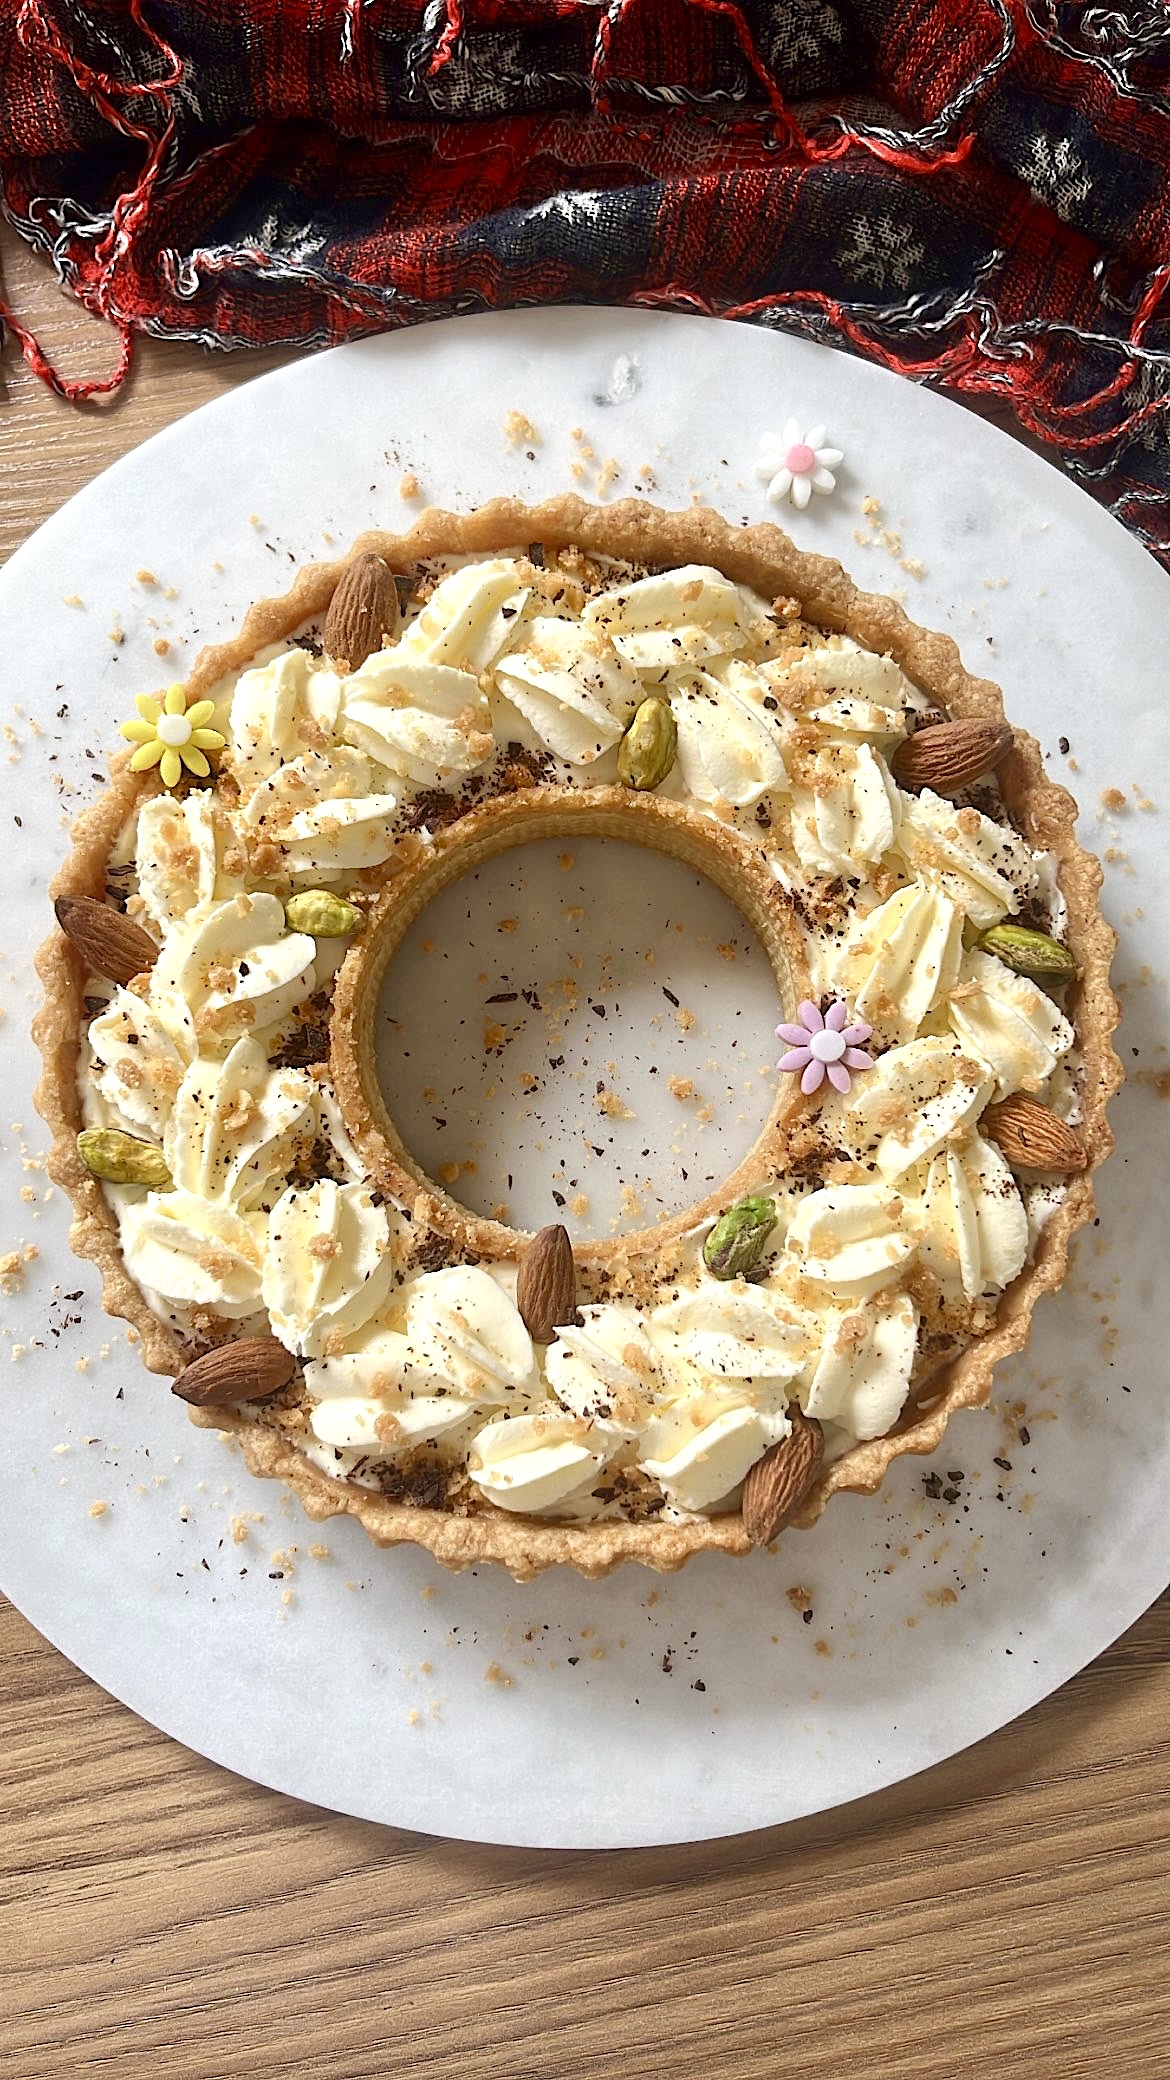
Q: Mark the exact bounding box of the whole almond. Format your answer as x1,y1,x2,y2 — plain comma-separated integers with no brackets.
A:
892,719,1013,794
171,1336,297,1408
55,894,158,985
983,1094,1087,1174
324,552,399,670
516,1223,576,1344
741,1405,824,1546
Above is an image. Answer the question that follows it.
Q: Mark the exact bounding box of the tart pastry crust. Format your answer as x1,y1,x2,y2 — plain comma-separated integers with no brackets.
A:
34,498,1122,1579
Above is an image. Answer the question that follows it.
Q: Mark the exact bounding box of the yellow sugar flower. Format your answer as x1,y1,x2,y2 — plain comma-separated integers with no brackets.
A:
120,682,225,790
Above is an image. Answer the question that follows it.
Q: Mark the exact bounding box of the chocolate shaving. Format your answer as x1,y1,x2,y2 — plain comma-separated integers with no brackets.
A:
399,788,465,833
104,862,136,914
269,989,332,1070
375,1456,448,1510
411,1231,453,1273
287,1137,345,1189
496,741,556,789
270,1024,329,1071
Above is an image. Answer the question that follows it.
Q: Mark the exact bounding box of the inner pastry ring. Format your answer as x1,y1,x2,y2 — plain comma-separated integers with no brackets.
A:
331,785,810,1266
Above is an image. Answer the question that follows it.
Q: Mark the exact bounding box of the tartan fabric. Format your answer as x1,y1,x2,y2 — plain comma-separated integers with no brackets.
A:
3,1,1170,560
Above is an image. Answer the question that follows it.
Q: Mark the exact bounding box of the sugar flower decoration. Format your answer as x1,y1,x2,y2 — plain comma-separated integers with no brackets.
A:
755,420,844,510
120,683,225,789
778,999,874,1096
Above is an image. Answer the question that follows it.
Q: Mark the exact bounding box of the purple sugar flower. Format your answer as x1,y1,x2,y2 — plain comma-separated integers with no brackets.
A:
777,998,874,1097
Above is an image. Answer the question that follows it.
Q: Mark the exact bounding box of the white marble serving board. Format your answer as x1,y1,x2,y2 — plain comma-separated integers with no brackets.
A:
0,309,1166,1849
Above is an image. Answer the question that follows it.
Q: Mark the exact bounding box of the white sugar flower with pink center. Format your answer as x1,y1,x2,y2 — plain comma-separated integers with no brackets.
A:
755,420,844,510
777,999,874,1096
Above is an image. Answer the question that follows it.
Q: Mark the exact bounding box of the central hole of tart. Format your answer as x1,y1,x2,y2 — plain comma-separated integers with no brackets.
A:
375,836,784,1242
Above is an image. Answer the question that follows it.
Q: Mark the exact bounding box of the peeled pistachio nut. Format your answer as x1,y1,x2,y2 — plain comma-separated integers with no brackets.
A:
284,889,364,938
77,1128,172,1189
702,1195,778,1280
976,923,1079,980
617,696,678,791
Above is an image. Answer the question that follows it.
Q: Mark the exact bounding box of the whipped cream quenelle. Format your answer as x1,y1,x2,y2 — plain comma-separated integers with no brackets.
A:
73,539,1089,1535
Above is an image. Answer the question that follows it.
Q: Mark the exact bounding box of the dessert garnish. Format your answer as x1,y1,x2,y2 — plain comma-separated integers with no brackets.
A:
777,1000,875,1095
119,682,225,788
755,421,844,509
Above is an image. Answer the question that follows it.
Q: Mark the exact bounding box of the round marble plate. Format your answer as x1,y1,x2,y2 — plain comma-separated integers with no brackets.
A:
0,309,1165,1849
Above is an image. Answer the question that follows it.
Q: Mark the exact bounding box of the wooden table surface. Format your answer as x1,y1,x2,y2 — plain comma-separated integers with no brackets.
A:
2,219,1168,2080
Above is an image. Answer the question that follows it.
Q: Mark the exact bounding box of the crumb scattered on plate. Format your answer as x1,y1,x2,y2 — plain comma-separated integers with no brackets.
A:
503,410,541,448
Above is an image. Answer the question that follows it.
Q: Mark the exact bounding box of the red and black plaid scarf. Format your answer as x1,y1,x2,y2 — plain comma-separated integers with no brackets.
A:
3,1,1170,561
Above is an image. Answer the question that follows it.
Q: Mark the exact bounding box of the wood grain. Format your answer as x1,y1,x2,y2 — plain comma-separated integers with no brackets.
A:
2,217,1168,2080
